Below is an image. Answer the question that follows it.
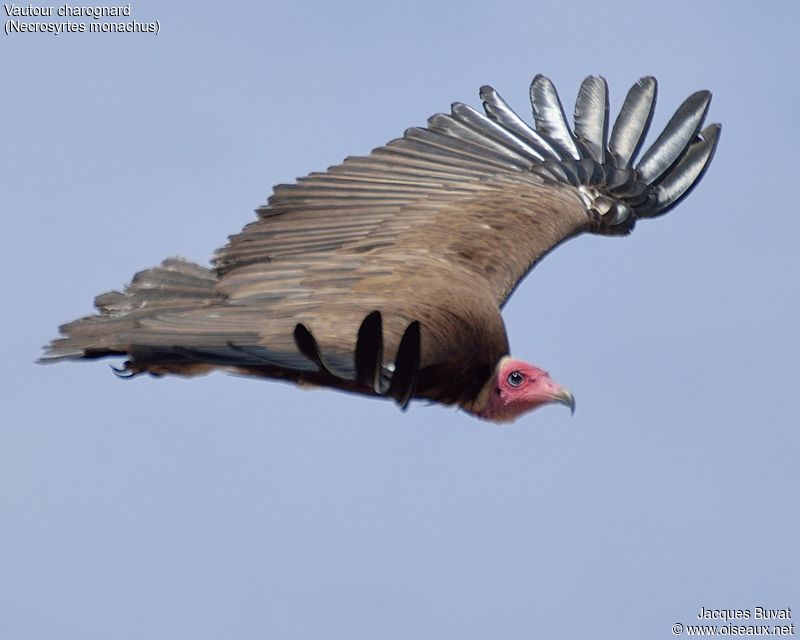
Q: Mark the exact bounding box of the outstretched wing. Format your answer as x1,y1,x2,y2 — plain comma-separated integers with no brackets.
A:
214,75,721,311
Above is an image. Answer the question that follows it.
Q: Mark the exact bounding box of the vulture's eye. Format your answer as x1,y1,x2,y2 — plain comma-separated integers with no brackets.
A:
507,370,524,387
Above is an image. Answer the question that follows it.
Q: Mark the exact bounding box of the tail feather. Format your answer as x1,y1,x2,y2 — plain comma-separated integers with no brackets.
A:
41,257,219,362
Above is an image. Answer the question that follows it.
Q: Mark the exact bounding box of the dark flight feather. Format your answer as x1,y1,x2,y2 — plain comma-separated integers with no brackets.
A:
636,90,712,184
529,75,581,160
608,77,657,168
573,76,609,163
293,323,334,377
387,321,421,410
479,85,560,160
355,311,385,393
647,124,722,217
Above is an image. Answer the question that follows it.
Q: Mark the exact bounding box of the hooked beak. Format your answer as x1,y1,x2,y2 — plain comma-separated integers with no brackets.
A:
550,386,576,416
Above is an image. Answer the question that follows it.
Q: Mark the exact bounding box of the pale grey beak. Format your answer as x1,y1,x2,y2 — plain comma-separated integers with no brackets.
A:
550,387,576,416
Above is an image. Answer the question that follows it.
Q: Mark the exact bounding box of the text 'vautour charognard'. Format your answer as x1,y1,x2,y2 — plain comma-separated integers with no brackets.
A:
4,3,159,35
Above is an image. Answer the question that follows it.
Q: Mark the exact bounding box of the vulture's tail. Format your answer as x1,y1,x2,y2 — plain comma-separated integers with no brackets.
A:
39,257,220,365
478,75,721,234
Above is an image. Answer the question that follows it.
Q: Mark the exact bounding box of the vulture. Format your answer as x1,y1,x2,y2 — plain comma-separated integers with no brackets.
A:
41,74,720,423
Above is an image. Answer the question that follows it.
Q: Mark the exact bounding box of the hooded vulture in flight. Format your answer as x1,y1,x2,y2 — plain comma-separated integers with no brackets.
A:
42,74,720,422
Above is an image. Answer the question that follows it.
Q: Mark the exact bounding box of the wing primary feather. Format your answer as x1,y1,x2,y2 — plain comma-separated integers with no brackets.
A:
480,88,560,159
404,126,529,171
355,311,385,393
110,364,137,379
645,124,721,217
293,323,335,376
573,76,609,163
529,75,581,160
636,90,712,184
535,160,578,186
557,161,582,186
426,113,534,167
450,102,545,163
388,321,421,410
478,85,562,159
574,158,599,185
608,77,657,168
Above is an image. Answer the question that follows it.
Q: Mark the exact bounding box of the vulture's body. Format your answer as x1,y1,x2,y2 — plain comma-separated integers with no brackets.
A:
42,75,720,422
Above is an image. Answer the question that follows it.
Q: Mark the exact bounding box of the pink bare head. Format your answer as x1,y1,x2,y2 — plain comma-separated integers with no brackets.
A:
472,357,575,424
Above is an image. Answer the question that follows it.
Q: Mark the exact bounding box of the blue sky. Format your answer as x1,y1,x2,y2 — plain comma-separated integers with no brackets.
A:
2,1,798,638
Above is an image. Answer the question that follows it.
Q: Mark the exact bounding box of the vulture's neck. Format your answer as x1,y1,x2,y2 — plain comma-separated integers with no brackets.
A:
461,357,507,417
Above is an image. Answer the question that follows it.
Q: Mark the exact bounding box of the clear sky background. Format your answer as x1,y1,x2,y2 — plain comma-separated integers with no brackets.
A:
2,1,798,638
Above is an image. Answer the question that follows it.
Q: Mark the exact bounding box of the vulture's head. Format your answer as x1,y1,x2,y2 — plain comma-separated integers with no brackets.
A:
473,357,575,423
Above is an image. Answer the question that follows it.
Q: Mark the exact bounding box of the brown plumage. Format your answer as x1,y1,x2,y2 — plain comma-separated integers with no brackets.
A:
41,74,721,422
